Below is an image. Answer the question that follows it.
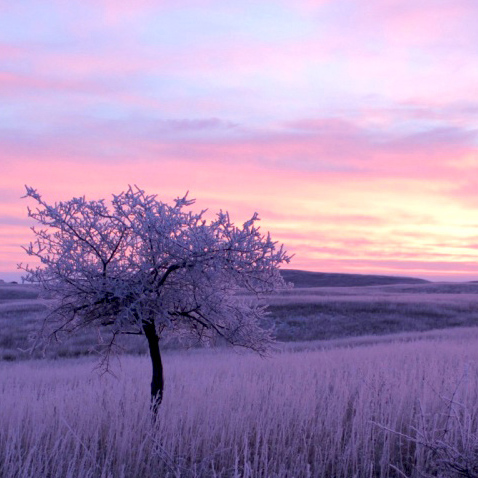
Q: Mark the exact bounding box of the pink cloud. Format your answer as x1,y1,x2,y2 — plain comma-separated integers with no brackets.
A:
0,71,114,96
4,154,478,282
1,112,476,185
376,1,478,48
296,0,478,50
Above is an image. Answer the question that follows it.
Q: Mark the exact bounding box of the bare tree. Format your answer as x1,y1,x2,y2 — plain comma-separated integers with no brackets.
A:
20,186,291,411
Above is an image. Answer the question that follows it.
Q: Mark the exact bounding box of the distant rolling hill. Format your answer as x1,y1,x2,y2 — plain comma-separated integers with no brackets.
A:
280,269,430,288
4,272,478,361
1,270,430,296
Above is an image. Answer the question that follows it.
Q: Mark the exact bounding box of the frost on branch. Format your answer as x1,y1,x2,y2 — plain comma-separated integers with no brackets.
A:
20,186,292,360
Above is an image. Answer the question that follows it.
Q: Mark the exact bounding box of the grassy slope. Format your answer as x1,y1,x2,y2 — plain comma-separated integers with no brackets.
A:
2,270,478,360
267,281,478,341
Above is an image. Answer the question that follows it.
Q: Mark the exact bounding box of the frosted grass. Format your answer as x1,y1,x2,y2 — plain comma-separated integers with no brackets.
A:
2,330,478,477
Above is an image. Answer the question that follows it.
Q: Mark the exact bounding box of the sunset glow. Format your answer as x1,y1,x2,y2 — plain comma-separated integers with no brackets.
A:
2,0,478,281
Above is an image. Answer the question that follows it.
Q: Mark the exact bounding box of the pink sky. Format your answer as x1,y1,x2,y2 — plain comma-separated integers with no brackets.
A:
1,0,478,282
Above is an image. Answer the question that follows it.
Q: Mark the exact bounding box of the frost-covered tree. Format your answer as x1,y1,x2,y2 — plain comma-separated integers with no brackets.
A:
21,186,291,410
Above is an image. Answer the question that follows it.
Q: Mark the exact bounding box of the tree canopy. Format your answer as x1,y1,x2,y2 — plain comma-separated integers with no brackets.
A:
21,186,291,407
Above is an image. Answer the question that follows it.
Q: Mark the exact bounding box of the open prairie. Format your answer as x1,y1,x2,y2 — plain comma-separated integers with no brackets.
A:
2,275,478,361
2,274,478,477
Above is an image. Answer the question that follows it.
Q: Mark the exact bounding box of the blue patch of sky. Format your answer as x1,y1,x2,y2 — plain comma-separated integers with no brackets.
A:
139,3,315,48
0,3,72,47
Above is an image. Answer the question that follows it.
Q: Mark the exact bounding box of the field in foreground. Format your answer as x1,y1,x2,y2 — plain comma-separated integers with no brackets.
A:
2,327,478,478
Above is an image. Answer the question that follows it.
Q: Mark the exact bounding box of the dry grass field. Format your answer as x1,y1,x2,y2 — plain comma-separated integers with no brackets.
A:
2,273,478,477
2,329,478,477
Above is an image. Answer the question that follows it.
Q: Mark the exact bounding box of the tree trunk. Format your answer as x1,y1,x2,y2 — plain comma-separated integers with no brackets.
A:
143,320,164,414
